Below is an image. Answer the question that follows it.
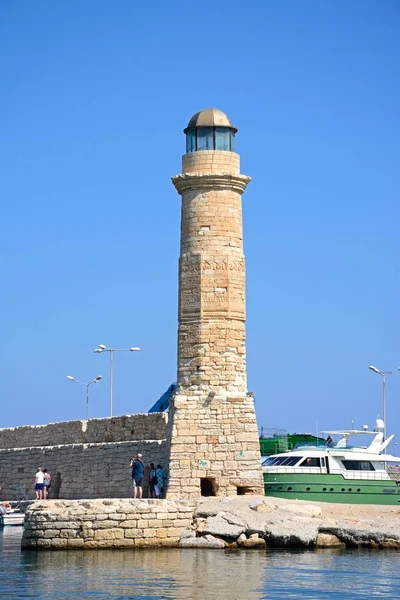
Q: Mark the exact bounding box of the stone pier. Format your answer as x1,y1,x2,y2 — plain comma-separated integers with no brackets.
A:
21,497,400,550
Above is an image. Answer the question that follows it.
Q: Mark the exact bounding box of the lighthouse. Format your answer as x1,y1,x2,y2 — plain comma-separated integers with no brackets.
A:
165,108,263,498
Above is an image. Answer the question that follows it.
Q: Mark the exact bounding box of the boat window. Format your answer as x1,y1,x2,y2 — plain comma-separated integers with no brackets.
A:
262,457,278,466
262,456,300,466
281,456,302,466
342,460,375,471
264,457,282,466
299,457,321,468
321,457,326,468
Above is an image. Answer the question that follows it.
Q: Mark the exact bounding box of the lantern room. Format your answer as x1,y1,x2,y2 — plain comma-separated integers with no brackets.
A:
184,108,237,153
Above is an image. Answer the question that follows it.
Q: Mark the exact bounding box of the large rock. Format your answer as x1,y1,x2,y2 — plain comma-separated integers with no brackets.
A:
316,533,345,548
240,534,267,549
179,536,225,549
323,524,400,548
265,514,320,548
201,514,245,539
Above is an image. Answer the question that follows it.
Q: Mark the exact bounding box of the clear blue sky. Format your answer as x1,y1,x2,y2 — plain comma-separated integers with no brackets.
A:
1,1,399,450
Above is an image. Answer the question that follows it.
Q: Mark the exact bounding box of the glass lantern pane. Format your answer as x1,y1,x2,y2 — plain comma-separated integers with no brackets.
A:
215,127,230,151
186,129,196,153
197,127,214,150
230,132,235,151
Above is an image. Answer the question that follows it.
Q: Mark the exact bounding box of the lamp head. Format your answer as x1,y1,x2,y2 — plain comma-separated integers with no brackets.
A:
98,344,107,350
66,376,75,381
94,376,102,382
368,365,380,374
130,347,140,352
94,348,103,353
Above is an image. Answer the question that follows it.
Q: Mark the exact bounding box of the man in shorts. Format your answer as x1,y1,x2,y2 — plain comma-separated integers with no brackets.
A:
129,454,144,499
34,466,44,500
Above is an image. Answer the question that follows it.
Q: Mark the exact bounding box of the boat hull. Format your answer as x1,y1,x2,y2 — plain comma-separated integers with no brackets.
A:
0,513,25,526
264,473,400,505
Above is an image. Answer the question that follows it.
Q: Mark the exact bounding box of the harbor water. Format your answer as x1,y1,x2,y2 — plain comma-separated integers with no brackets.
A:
1,528,399,599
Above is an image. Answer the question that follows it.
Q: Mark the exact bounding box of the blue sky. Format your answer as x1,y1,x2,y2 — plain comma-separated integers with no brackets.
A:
1,1,399,450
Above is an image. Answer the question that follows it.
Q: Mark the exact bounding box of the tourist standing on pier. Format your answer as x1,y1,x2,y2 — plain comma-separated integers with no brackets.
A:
154,464,166,499
148,463,157,498
34,467,44,500
43,469,52,499
130,454,144,499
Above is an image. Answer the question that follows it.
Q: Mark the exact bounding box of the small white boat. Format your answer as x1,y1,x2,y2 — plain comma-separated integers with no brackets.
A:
0,506,25,526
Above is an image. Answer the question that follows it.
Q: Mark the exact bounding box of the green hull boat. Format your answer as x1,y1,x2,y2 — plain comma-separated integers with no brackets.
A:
262,420,400,506
264,472,400,505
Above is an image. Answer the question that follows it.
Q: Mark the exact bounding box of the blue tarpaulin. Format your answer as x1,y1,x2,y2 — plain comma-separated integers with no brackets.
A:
148,383,177,413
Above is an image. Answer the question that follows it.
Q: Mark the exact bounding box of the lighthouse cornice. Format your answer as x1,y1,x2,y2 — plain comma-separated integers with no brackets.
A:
172,172,251,195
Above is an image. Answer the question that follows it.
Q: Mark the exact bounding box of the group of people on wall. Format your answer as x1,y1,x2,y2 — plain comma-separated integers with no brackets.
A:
129,454,167,499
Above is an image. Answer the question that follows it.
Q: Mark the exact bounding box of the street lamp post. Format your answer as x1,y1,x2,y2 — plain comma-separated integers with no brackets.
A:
368,365,400,451
66,375,102,420
94,345,140,417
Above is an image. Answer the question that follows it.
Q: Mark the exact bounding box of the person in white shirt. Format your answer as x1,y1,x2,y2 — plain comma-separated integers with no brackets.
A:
34,467,45,500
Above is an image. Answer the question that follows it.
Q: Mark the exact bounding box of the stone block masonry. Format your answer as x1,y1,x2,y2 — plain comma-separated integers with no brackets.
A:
21,496,400,550
22,499,196,549
0,413,167,449
0,440,167,501
165,112,264,498
0,413,169,501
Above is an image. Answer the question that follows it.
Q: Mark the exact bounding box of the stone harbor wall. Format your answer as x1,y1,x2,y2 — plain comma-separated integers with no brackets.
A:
0,413,167,449
0,413,169,501
22,498,195,549
0,440,167,501
21,496,400,550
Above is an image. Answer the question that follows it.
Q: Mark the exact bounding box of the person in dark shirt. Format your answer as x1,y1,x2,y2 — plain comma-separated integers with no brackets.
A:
129,454,145,498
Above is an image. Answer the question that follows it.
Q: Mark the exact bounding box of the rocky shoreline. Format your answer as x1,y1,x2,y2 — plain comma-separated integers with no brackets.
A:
186,496,400,549
21,496,400,550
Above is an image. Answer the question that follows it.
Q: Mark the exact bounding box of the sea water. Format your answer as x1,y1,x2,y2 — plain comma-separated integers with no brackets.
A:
1,528,399,599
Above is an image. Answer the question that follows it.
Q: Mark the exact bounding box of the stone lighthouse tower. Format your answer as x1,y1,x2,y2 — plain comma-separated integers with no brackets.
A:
165,108,263,498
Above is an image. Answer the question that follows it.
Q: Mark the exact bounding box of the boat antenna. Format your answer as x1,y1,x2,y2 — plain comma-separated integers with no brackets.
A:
351,419,354,430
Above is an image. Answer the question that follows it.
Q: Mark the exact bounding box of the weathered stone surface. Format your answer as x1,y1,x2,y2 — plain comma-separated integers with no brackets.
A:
254,504,276,514
201,515,245,539
20,494,400,551
241,534,267,549
316,533,345,548
323,525,400,548
94,528,124,540
165,137,264,499
281,504,322,518
204,534,226,548
22,499,196,549
179,536,225,549
0,413,167,449
265,515,320,548
216,511,246,528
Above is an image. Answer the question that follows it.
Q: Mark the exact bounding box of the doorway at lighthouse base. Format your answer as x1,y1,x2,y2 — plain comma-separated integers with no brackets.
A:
164,393,264,498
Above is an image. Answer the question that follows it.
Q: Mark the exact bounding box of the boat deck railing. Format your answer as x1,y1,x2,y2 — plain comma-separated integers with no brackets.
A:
263,467,399,482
